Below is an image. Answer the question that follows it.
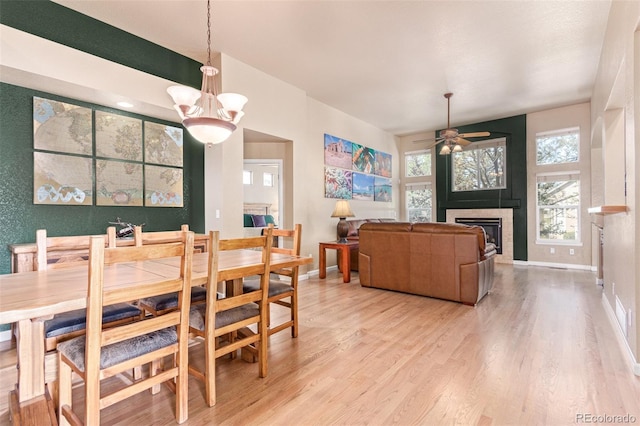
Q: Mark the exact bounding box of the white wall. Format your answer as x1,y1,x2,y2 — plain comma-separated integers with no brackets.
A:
526,103,592,268
590,1,639,367
207,54,398,272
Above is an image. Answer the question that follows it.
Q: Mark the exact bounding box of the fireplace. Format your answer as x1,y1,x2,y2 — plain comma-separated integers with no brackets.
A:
455,217,503,254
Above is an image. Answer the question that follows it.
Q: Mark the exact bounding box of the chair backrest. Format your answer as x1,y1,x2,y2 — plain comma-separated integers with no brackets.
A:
131,224,210,253
271,224,302,256
35,229,107,271
84,231,194,404
271,224,302,277
204,227,273,331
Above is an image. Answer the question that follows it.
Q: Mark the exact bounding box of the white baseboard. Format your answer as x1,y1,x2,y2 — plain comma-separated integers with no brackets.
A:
513,260,593,271
601,293,640,376
306,265,337,278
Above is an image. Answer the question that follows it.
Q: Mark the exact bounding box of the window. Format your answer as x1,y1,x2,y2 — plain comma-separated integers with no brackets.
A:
405,150,431,177
536,128,579,165
406,183,432,223
536,172,580,242
263,172,273,187
452,138,506,192
243,170,253,185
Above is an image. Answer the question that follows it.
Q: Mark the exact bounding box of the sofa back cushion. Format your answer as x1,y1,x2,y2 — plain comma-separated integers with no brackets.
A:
358,222,413,292
412,222,486,254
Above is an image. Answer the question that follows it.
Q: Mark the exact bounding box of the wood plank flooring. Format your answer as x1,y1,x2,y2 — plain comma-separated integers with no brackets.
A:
3,264,639,425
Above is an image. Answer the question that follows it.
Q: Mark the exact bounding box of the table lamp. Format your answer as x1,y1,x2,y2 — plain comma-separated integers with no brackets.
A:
331,200,355,243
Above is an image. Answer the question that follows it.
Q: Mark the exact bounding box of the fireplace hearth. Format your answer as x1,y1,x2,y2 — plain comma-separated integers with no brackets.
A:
455,217,503,255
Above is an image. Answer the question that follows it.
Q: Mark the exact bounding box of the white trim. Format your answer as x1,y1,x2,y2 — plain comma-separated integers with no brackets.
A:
306,265,338,277
535,240,583,247
601,294,640,376
0,329,12,343
513,260,593,271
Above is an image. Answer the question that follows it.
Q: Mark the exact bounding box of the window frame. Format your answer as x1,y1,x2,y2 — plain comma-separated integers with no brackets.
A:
535,171,581,244
535,127,580,166
404,149,432,178
451,137,507,192
242,170,253,185
405,182,433,223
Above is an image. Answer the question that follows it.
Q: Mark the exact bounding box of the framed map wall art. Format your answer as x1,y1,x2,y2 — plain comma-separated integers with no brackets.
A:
33,97,92,155
33,96,185,208
34,152,93,205
96,160,143,206
145,165,183,207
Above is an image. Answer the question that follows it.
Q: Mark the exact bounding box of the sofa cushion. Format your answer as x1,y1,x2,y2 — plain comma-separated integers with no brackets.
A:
412,222,486,254
359,222,412,233
243,214,254,227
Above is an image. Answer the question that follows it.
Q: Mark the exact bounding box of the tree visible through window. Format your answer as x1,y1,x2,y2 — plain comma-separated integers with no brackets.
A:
406,184,432,223
537,173,580,242
405,150,431,177
404,150,432,222
452,138,506,192
536,128,579,165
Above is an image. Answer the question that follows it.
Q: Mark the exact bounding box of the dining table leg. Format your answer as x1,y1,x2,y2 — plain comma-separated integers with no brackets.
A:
16,318,46,402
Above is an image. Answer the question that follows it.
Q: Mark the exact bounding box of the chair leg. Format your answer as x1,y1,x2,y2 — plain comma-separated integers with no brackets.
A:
258,317,268,378
205,331,216,407
58,360,73,426
291,293,298,338
151,359,162,394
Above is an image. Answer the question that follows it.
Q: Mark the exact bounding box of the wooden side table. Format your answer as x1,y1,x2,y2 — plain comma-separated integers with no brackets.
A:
319,241,359,283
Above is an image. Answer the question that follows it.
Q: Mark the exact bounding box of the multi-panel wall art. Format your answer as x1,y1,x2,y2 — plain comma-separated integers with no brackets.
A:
33,96,183,207
323,133,392,201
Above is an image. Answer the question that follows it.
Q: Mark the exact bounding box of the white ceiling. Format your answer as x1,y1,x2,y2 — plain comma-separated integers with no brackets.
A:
33,1,613,135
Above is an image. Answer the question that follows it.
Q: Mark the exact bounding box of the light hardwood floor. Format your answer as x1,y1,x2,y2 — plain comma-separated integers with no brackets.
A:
4,264,640,425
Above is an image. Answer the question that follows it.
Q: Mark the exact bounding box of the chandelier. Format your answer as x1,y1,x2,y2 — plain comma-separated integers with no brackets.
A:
167,0,247,145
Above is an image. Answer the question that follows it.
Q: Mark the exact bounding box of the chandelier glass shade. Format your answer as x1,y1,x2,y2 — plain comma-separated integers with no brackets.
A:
166,1,247,145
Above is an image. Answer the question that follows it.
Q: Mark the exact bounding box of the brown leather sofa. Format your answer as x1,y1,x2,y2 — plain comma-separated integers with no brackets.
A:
358,222,496,305
345,218,395,271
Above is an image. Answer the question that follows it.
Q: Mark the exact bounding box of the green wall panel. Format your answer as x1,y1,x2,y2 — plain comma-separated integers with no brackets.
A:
0,0,201,87
435,115,528,261
0,83,200,275
0,0,210,280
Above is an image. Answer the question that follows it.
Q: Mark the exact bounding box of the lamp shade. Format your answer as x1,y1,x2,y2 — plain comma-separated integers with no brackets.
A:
331,200,355,218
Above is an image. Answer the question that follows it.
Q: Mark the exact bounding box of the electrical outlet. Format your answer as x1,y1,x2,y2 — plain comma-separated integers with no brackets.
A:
215,209,220,219
550,247,555,254
612,282,615,295
569,248,575,255
629,309,633,327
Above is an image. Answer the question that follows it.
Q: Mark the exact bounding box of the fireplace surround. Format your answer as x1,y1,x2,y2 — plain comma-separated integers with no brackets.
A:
446,208,513,263
455,218,503,254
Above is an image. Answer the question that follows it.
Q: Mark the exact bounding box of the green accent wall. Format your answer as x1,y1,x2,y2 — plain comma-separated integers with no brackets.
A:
0,0,207,277
435,115,528,261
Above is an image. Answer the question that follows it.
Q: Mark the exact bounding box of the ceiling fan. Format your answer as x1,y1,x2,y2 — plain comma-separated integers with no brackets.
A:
415,93,490,155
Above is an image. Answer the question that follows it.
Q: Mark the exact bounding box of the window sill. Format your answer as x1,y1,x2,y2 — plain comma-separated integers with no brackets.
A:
536,240,583,247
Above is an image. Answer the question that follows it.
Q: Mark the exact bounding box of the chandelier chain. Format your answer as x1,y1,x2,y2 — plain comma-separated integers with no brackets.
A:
206,0,212,66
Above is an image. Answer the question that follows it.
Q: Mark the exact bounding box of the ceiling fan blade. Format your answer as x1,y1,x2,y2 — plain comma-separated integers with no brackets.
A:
458,131,490,138
457,137,472,146
411,137,436,144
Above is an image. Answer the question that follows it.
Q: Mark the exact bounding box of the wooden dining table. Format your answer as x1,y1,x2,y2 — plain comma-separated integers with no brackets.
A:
0,248,311,423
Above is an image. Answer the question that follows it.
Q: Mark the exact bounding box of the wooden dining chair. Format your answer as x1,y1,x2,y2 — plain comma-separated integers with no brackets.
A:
57,231,194,425
188,227,273,407
243,224,302,337
36,229,142,352
136,225,208,317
